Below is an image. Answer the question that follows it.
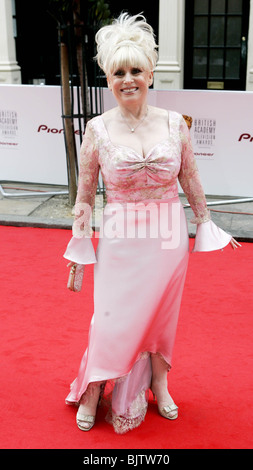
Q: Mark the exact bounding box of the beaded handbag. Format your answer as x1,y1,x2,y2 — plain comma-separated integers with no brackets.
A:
67,264,84,292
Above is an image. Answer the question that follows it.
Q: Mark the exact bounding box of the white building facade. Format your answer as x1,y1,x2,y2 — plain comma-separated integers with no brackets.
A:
153,0,253,91
0,0,253,91
0,0,21,84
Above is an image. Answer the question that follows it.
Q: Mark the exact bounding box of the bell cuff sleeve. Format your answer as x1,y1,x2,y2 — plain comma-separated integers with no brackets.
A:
63,236,97,265
192,220,232,253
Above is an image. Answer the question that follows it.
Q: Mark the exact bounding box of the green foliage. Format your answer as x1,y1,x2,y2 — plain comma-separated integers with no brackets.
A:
47,0,111,26
87,0,111,24
47,0,73,24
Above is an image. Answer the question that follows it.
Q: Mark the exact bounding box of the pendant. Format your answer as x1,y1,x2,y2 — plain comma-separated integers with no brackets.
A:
131,128,134,133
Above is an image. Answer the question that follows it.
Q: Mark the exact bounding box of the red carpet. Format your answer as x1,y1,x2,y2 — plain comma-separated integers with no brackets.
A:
0,225,253,449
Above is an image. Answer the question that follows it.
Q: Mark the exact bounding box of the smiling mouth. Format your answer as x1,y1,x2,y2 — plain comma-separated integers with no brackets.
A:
121,87,138,94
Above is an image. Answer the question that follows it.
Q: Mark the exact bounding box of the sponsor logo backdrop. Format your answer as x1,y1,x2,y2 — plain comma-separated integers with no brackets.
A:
0,85,252,196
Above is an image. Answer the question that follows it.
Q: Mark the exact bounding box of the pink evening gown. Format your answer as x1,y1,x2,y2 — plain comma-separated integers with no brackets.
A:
63,111,232,433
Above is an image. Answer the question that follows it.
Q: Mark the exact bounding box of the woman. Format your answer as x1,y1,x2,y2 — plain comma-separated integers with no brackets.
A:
64,13,240,434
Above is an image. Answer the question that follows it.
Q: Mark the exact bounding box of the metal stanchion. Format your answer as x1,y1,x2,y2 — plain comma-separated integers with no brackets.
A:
0,182,69,198
184,197,253,207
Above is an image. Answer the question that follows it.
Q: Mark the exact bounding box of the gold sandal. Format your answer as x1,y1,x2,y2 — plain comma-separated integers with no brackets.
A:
151,390,178,420
76,411,95,431
76,382,105,431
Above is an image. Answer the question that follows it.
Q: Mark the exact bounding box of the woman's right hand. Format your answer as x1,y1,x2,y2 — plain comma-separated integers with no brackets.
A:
67,261,77,268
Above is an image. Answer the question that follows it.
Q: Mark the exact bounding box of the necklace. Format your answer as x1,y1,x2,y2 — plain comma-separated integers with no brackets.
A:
120,108,148,133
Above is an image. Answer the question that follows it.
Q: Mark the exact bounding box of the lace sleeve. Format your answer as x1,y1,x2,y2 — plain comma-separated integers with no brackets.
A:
72,121,100,238
178,115,210,224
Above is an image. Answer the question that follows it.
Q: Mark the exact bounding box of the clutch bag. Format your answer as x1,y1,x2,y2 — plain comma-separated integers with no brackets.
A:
67,264,84,292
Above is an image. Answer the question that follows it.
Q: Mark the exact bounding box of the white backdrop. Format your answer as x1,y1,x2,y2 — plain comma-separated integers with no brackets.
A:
0,85,67,185
0,85,252,196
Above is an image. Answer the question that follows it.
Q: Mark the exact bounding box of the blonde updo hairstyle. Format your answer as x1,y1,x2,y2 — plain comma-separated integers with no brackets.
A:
95,12,158,76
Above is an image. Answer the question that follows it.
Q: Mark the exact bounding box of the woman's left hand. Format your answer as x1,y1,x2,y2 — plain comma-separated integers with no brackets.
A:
230,237,241,250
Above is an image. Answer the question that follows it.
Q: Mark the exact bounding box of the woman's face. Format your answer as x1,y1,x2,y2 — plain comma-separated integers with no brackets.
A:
107,66,153,108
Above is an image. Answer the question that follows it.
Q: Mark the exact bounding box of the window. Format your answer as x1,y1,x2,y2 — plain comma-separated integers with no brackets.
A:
184,0,249,90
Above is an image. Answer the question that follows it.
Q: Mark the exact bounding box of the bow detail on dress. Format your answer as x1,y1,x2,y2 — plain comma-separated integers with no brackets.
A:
121,154,174,176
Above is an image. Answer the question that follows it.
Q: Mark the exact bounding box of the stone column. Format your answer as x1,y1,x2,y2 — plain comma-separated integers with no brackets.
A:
153,0,185,90
0,0,21,84
246,0,253,91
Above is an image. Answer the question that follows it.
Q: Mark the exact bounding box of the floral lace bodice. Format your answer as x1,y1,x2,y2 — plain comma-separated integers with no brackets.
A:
73,111,210,237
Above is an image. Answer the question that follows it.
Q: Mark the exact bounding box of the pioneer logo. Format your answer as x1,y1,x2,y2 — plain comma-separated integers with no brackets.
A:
238,133,253,142
37,124,85,135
